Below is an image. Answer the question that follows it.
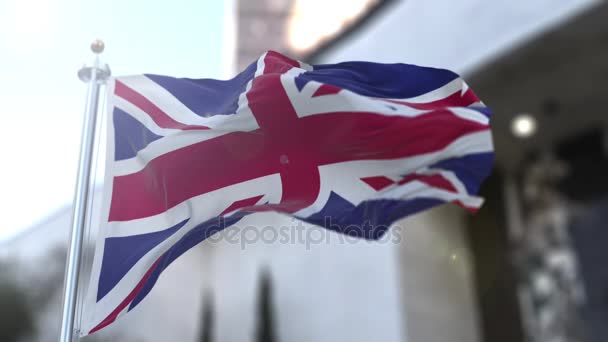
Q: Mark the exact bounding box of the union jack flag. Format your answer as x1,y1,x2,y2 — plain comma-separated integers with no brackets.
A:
81,51,493,334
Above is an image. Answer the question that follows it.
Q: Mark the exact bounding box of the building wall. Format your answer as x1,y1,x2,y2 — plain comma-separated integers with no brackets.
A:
235,0,296,70
315,0,598,74
398,207,481,342
208,212,404,342
311,1,598,341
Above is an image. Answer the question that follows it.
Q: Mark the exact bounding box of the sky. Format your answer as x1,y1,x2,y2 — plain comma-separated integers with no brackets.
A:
0,0,227,241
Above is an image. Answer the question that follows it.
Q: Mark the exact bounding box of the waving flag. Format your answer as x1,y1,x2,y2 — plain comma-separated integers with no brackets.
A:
81,51,493,334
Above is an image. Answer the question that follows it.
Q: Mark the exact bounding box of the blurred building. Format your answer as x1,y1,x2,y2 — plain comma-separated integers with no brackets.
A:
2,1,608,342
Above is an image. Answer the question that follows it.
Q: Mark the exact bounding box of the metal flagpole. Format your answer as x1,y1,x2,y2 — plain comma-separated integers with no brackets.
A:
59,40,110,342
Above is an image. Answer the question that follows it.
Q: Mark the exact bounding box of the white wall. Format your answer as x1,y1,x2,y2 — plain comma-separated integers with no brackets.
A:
397,206,481,342
316,0,598,74
209,212,404,342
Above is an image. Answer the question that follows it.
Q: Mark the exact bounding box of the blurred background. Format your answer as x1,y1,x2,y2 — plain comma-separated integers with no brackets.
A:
1,0,607,341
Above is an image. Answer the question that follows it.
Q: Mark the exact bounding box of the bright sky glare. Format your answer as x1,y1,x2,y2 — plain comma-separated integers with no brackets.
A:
0,0,226,241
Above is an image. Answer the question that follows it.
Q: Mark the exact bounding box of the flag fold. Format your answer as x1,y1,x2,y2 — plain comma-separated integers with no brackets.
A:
81,51,494,334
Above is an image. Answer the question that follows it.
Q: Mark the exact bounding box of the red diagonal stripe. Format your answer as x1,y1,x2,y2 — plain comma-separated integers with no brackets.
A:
361,176,395,191
114,80,209,131
262,51,300,74
398,174,481,213
398,173,458,193
219,195,265,216
89,257,162,334
454,200,479,213
312,84,341,97
379,88,480,110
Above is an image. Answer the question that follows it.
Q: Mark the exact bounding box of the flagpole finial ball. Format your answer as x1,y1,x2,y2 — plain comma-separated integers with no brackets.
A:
91,39,105,54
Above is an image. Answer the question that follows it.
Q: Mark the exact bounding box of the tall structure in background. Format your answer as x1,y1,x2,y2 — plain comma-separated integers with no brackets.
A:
235,0,385,68
236,0,295,70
